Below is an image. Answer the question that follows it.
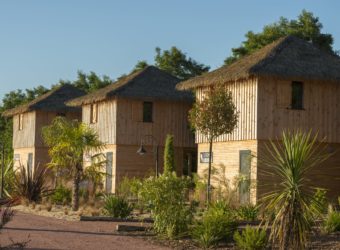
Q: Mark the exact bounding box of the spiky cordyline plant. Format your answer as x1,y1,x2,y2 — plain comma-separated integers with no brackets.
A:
260,131,330,250
13,164,51,203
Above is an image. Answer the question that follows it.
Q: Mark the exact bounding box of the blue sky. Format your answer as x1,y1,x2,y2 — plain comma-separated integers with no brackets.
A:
0,1,339,101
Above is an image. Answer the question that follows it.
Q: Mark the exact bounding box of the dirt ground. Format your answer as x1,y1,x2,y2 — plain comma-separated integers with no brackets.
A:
0,212,169,250
1,211,339,250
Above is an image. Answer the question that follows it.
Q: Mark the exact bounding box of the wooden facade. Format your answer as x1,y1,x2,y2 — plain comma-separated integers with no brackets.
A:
82,97,195,193
12,110,81,170
195,76,340,203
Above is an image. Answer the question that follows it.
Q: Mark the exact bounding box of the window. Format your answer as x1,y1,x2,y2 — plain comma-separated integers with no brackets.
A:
90,103,98,123
291,81,303,110
143,102,153,123
18,114,24,130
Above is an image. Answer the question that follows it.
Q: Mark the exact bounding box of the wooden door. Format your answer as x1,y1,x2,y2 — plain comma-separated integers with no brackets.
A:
239,150,251,204
105,152,113,193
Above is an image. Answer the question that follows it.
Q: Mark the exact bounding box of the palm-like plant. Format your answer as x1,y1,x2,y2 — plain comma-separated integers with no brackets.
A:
261,131,330,250
83,153,108,199
42,117,104,211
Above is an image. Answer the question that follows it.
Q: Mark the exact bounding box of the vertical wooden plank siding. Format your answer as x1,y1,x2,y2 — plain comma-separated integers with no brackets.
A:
13,111,36,148
115,98,194,148
196,78,258,143
34,110,81,147
82,99,117,144
257,77,340,143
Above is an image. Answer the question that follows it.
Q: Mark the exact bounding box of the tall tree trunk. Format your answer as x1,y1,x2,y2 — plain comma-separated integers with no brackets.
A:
207,138,213,204
72,169,81,211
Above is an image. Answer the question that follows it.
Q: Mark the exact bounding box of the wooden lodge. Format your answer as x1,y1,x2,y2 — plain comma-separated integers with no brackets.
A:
68,66,196,193
2,84,85,173
177,36,340,203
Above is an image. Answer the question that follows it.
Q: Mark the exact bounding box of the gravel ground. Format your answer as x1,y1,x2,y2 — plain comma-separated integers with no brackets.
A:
0,212,169,250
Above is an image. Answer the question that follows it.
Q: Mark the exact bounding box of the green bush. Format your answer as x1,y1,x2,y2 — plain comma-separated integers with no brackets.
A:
103,195,133,218
233,226,267,250
51,185,71,204
139,173,192,239
117,176,142,199
323,208,340,233
192,200,237,248
237,205,259,221
312,188,328,215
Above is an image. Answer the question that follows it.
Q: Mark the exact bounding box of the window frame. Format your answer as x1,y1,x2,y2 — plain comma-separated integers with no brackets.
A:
142,101,153,123
291,81,304,110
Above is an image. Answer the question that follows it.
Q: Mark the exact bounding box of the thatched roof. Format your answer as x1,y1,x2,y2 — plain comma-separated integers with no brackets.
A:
68,66,193,106
177,36,340,90
2,84,86,117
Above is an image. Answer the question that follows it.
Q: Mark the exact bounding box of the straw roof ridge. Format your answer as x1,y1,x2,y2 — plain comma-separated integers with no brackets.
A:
177,35,340,90
68,66,193,106
2,84,86,117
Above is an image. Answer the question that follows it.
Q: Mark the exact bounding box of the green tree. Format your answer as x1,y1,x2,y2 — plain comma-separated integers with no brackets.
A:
189,86,238,203
163,134,175,174
225,10,335,65
131,60,149,73
60,71,113,93
261,131,329,249
155,46,210,80
42,117,104,211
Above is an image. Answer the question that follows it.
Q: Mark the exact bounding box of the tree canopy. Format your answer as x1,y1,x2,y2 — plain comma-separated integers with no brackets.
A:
154,47,210,80
129,46,210,80
189,86,238,202
224,10,336,65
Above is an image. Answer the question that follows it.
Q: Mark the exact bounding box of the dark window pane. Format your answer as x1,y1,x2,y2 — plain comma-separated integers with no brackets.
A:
292,81,303,109
143,102,153,123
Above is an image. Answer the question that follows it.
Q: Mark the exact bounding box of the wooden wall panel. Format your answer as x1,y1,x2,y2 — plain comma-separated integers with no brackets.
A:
257,77,340,143
196,77,258,143
13,111,36,148
83,99,117,144
34,110,81,147
115,98,195,148
115,145,186,191
197,140,258,204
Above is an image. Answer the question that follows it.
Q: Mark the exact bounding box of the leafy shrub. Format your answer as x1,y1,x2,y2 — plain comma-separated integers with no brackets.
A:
312,188,328,215
117,176,142,199
192,200,237,248
13,165,51,202
103,195,133,218
233,226,267,250
237,204,259,221
51,185,71,205
140,173,192,239
323,207,340,233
